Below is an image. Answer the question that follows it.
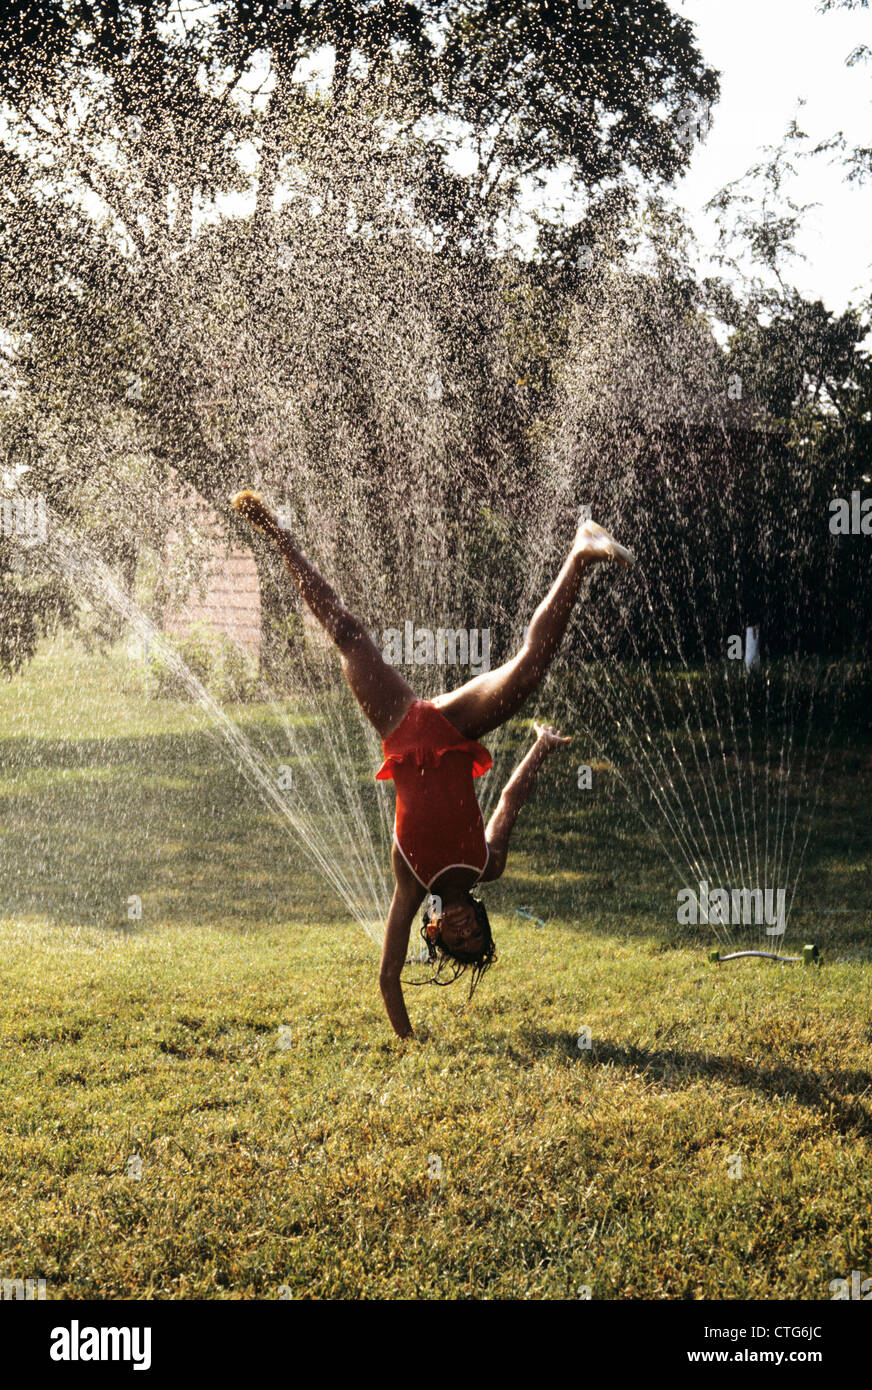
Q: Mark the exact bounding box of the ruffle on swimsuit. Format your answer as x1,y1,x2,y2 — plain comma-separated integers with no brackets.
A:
375,699,492,781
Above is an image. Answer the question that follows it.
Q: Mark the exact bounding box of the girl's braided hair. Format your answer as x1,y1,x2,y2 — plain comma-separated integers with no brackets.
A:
408,892,497,999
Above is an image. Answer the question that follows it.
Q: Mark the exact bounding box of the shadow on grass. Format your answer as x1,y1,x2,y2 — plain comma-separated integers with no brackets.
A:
514,1029,872,1143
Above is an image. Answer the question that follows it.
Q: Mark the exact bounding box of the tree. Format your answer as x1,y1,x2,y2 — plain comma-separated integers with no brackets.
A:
0,0,719,674
815,1,871,182
702,121,872,658
209,0,719,239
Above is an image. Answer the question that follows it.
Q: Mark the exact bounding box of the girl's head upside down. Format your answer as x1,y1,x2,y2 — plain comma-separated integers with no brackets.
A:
415,892,497,998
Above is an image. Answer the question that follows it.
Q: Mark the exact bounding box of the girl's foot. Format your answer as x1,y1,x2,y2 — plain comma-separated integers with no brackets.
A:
573,517,635,567
230,489,280,536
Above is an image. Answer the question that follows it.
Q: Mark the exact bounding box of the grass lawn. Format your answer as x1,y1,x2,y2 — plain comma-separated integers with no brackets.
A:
1,638,870,1299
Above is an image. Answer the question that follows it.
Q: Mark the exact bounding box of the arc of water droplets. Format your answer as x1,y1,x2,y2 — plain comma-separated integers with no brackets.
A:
449,483,828,951
43,508,391,942
535,469,750,907
456,503,733,893
35,494,853,956
450,553,719,909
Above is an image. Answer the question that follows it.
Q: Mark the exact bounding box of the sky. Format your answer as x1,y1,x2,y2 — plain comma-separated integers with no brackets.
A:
672,0,871,313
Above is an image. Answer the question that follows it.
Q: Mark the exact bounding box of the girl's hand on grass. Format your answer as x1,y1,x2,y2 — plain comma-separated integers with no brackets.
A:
533,722,572,752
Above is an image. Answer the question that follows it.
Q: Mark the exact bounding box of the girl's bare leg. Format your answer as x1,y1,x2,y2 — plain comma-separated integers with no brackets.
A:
434,519,633,740
231,491,415,738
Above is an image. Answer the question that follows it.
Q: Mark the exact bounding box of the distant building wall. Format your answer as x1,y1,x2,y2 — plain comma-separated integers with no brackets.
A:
163,486,261,656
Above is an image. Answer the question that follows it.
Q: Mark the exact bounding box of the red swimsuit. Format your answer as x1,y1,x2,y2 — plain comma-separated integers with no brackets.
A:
375,700,493,889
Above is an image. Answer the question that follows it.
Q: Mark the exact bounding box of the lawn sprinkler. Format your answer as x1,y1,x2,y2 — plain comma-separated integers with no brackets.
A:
709,943,820,967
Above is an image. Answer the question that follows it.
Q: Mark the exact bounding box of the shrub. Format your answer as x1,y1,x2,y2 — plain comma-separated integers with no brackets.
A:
146,622,258,703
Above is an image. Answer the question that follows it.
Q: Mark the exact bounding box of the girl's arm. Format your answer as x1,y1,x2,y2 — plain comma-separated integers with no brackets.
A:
379,850,426,1037
481,723,571,882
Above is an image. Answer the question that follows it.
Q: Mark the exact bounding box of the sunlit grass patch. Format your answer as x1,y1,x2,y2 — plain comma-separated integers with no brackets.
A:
0,642,870,1298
